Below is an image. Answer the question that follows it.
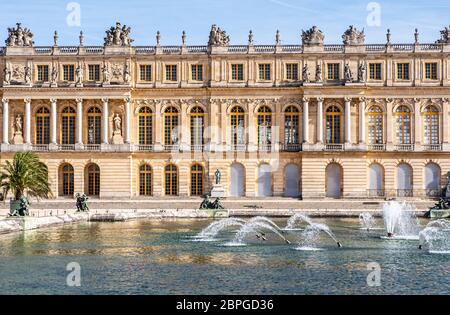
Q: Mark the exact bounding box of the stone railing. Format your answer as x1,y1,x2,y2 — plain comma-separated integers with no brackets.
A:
367,144,386,151
422,144,442,151
394,144,414,151
324,143,344,151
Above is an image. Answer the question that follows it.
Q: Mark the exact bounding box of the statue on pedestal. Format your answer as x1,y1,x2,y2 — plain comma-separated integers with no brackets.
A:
75,193,89,212
215,169,221,185
3,67,11,85
302,64,310,83
13,115,24,144
112,113,124,144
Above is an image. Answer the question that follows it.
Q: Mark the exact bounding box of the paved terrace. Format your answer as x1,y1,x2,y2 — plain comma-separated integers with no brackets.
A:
0,198,434,218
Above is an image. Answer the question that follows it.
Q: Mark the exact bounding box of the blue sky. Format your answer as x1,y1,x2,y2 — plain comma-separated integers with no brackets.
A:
0,0,449,46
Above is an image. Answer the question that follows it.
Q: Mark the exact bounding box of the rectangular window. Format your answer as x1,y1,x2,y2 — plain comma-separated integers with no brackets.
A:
165,65,177,81
285,63,299,81
37,65,49,82
369,63,382,80
140,65,152,81
397,63,410,80
191,64,203,81
88,65,100,81
425,62,438,80
327,63,340,80
258,64,271,81
63,65,75,82
231,64,244,81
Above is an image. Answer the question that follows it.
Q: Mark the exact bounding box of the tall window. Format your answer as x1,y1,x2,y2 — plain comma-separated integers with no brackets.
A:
326,106,342,144
62,164,74,196
165,164,178,196
87,164,100,196
87,107,102,144
63,65,75,82
88,65,100,81
397,63,410,80
258,64,271,80
191,65,203,81
191,164,203,196
61,107,76,145
257,106,272,145
139,164,152,196
284,106,299,144
327,63,340,80
140,65,152,81
231,64,244,81
423,105,439,144
164,107,179,146
285,63,299,81
37,65,49,82
425,63,438,80
138,107,153,145
165,65,177,81
395,106,412,144
369,63,382,80
231,106,245,146
36,107,50,144
190,107,204,147
367,106,383,144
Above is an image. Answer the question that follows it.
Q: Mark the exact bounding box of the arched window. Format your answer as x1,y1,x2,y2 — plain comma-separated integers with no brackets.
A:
257,106,272,147
165,164,178,196
367,106,383,144
258,164,273,197
230,163,245,197
36,107,50,144
284,164,300,197
423,105,439,145
164,107,179,146
138,107,153,145
326,163,342,198
231,106,245,146
61,107,76,145
325,106,342,144
395,106,412,144
86,163,100,196
368,163,384,197
190,164,203,196
87,107,102,144
284,106,300,145
425,162,441,197
61,164,74,196
397,163,413,197
190,107,204,147
139,164,152,196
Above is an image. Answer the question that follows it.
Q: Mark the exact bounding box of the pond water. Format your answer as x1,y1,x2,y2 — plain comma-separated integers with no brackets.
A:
0,218,448,295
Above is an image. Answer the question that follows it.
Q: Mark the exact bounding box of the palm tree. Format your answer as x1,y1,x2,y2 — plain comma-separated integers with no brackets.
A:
0,152,52,216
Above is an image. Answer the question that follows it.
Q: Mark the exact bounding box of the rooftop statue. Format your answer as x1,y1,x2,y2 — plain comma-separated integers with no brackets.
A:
104,22,134,47
342,25,365,45
301,26,324,45
208,24,230,47
436,26,450,44
6,23,34,47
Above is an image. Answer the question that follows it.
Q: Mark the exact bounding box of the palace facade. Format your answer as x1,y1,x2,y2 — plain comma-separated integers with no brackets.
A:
1,23,450,200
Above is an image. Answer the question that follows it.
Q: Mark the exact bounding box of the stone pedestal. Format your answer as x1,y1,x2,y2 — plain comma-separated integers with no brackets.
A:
211,184,225,198
111,131,124,144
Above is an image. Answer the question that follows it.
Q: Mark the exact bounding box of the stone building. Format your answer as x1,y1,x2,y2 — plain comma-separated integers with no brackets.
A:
1,22,450,200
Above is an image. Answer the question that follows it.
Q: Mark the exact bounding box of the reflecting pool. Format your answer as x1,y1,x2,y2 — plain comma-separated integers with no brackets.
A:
0,218,448,295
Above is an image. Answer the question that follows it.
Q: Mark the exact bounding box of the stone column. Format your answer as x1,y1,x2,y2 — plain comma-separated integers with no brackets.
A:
344,97,351,144
2,98,9,144
359,97,366,144
24,98,31,144
302,97,309,143
316,97,323,144
124,97,131,144
76,98,83,145
102,98,109,144
154,101,163,151
50,99,57,144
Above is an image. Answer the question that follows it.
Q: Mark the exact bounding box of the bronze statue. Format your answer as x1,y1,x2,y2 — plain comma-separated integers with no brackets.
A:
199,194,224,210
75,193,89,212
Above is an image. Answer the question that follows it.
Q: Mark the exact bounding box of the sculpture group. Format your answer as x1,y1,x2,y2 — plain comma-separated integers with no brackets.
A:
6,23,34,47
104,22,133,47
